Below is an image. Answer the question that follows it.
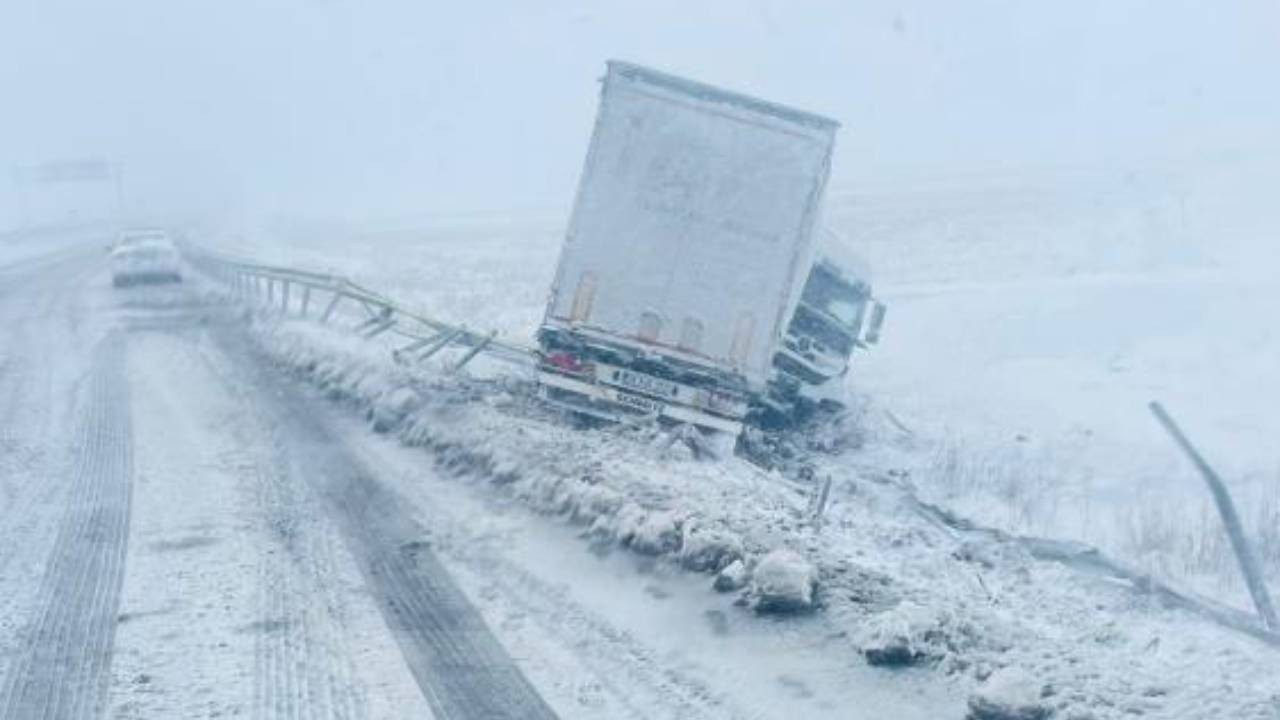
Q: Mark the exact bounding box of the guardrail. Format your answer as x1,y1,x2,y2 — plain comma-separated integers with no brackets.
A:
185,245,538,372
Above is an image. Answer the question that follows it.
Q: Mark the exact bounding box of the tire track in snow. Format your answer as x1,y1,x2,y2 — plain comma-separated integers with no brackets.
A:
320,467,559,719
0,333,133,720
176,326,385,720
0,253,104,692
0,253,87,483
251,448,370,720
216,326,558,719
0,350,30,489
443,542,729,720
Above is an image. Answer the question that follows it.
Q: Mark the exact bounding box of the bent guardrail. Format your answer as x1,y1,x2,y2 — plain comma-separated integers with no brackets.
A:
184,245,537,371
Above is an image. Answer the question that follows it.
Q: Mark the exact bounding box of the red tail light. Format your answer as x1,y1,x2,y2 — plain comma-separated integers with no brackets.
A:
546,351,586,373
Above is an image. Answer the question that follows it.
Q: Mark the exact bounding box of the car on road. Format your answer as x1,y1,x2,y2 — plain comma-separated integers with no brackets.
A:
110,229,182,287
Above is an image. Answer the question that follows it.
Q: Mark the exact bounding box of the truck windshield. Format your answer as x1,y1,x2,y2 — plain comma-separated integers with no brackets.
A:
790,305,855,357
799,263,867,332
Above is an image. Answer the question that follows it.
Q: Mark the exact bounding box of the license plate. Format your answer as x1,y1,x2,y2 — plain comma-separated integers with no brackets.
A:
605,367,680,399
610,389,664,415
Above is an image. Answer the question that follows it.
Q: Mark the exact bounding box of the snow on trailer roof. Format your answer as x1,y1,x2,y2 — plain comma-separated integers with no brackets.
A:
606,60,841,133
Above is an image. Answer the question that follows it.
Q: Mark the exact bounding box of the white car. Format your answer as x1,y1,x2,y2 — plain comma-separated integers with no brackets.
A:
111,231,183,287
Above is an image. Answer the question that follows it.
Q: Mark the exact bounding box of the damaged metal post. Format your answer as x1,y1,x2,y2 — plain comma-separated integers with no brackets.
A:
1149,401,1278,631
319,292,343,323
362,316,397,338
451,330,496,371
393,332,444,363
354,306,392,334
417,327,465,362
813,476,833,527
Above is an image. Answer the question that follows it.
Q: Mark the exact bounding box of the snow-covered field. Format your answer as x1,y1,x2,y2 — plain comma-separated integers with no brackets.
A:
0,225,110,272
194,157,1280,718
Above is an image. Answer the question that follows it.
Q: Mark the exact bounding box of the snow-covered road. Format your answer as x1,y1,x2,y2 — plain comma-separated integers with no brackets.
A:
0,243,965,718
0,246,557,718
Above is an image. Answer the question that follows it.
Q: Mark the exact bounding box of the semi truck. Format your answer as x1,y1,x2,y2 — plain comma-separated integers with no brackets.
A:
537,61,882,445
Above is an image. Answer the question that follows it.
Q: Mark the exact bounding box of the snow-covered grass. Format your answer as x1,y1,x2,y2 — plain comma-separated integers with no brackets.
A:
915,433,1280,609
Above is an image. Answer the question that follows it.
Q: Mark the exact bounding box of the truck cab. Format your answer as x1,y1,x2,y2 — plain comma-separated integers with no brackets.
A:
764,252,885,422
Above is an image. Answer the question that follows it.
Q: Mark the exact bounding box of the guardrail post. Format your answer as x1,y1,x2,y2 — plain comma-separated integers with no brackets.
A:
363,317,397,338
452,330,497,372
191,245,531,374
319,292,343,323
417,327,465,362
393,332,442,362
1150,401,1278,632
354,306,392,333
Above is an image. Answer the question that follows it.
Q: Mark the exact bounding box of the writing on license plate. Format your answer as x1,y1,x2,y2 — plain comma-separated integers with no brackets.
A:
612,389,663,415
611,368,678,398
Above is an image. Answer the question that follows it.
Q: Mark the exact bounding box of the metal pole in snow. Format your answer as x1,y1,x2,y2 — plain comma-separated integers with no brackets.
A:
416,328,463,362
1149,401,1278,631
319,292,343,323
813,476,833,527
451,330,497,371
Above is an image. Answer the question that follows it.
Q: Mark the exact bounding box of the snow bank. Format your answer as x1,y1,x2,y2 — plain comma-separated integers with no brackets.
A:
369,385,421,433
680,524,744,573
627,510,684,556
966,668,1048,720
750,550,816,613
249,317,803,590
851,598,1000,671
713,559,750,593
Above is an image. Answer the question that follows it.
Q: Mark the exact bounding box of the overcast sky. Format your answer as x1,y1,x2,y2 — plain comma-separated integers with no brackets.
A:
1,0,1276,226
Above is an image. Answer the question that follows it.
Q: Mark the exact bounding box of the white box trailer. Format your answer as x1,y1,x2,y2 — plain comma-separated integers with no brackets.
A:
537,61,839,439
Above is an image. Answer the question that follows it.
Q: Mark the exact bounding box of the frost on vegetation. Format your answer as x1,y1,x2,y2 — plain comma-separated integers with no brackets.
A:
713,559,750,593
680,524,744,573
818,559,898,610
966,667,1050,720
567,480,624,525
855,602,977,668
627,509,685,556
369,385,421,433
750,549,817,613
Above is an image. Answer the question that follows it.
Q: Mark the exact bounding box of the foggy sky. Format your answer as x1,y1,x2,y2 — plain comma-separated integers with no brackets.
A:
2,0,1277,226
